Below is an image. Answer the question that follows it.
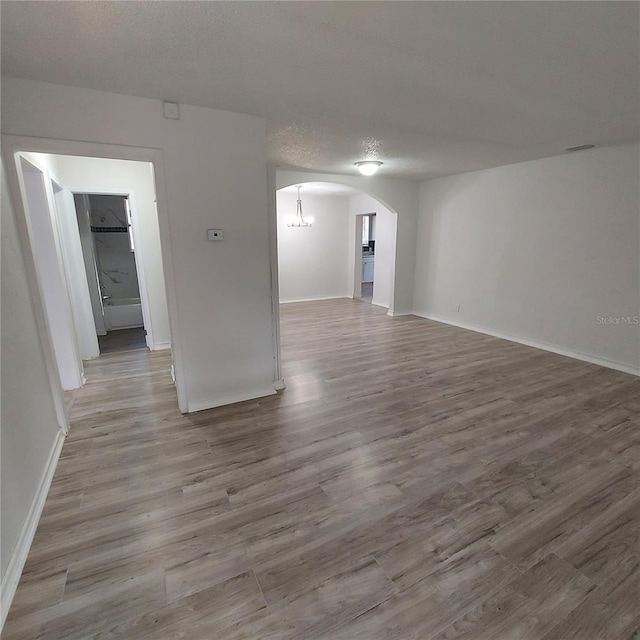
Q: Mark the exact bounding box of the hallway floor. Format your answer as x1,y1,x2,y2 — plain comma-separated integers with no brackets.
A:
360,281,373,303
4,300,640,639
97,327,147,354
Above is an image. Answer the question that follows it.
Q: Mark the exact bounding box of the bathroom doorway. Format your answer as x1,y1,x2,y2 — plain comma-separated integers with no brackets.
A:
74,193,148,353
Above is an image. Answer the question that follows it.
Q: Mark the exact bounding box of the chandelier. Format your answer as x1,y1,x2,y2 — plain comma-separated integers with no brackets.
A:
287,185,313,227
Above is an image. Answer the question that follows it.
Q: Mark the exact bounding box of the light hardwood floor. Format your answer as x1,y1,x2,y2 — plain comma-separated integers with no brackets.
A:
4,299,639,639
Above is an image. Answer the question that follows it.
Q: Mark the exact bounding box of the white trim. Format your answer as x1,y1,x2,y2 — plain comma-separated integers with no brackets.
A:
273,378,286,391
1,430,65,630
126,192,153,348
280,295,351,304
352,214,365,299
414,311,640,377
151,341,171,351
387,309,412,317
370,301,390,310
266,162,283,391
186,387,277,413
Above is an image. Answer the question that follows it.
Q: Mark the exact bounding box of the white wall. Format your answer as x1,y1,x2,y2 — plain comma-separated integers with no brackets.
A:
19,156,84,390
414,143,640,373
52,185,101,359
277,191,351,302
349,193,397,309
51,155,171,349
2,77,276,412
1,159,64,622
276,170,420,315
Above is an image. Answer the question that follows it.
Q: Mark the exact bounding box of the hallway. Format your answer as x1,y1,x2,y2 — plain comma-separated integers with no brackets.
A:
4,300,639,639
97,328,148,354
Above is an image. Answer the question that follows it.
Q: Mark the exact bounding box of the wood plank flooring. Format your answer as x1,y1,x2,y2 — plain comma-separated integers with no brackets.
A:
4,299,639,639
97,328,147,354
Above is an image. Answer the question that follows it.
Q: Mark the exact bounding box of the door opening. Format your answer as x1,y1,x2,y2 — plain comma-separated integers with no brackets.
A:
74,193,147,353
360,213,376,304
6,137,186,412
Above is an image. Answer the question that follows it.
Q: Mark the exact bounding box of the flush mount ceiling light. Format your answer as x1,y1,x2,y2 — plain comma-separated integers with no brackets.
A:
286,185,313,227
355,160,383,176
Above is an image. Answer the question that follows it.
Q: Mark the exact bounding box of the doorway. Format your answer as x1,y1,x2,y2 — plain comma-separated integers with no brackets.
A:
5,135,187,413
13,151,173,396
75,193,147,354
360,213,376,304
274,181,397,310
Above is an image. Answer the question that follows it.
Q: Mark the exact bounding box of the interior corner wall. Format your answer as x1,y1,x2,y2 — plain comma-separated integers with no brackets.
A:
50,155,171,349
414,143,640,372
276,191,351,302
276,170,420,315
1,158,62,587
1,77,276,411
349,193,397,309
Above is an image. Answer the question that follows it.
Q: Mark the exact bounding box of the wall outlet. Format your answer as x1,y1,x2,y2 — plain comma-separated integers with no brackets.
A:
456,303,461,312
207,229,224,242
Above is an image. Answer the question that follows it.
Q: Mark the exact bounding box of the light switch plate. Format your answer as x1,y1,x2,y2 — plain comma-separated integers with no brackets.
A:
207,229,224,242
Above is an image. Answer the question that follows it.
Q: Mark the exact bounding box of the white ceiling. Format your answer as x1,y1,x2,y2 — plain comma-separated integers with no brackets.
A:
280,182,360,196
2,2,638,180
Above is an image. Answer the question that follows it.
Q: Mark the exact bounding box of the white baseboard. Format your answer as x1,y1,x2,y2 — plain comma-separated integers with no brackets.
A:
280,295,350,304
150,341,171,351
186,386,278,413
273,378,286,391
414,311,640,377
387,309,413,317
371,300,390,310
1,430,65,630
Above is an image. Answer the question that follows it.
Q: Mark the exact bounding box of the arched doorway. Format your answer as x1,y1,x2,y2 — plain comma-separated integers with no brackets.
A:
274,181,398,310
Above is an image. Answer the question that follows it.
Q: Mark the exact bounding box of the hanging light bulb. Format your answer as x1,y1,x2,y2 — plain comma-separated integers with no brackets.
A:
286,186,313,227
355,160,383,176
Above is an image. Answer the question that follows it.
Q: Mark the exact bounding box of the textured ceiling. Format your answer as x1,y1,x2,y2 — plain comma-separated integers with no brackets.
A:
2,2,638,179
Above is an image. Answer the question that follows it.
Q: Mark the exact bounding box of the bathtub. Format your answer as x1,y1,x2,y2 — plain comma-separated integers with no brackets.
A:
103,297,144,330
